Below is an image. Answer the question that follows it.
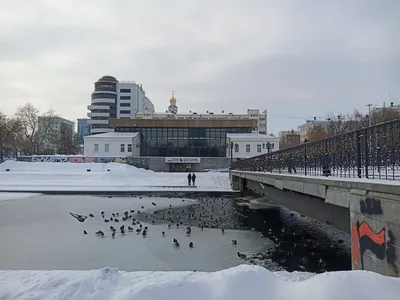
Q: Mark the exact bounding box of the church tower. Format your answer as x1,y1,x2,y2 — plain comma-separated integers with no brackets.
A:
168,90,178,114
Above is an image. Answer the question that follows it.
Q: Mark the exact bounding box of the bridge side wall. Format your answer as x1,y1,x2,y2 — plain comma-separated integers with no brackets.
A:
231,171,400,277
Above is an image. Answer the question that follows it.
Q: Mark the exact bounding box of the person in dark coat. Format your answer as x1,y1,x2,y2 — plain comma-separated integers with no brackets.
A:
187,173,192,186
191,173,196,186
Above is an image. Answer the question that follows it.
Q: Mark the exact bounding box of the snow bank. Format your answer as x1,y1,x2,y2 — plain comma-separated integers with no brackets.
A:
0,161,231,191
1,265,399,300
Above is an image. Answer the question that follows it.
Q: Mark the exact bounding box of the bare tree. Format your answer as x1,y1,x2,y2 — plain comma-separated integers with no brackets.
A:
52,126,80,155
15,103,56,154
326,113,359,135
0,112,23,160
306,125,328,142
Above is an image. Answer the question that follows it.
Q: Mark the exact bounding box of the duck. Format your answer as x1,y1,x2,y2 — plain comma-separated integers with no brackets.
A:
110,226,115,231
162,231,165,236
144,226,148,230
121,229,125,235
137,210,141,214
95,230,104,236
237,252,246,259
70,212,87,223
139,224,143,228
114,218,119,222
83,230,88,235
104,219,109,223
130,209,135,213
189,242,194,248
136,228,141,233
112,232,115,238
152,220,155,224
152,202,156,206
110,217,113,221
232,240,237,245
120,225,125,231
221,228,225,234
128,226,133,231
168,224,171,229
141,205,144,209
89,214,94,218
142,230,147,237
101,211,105,215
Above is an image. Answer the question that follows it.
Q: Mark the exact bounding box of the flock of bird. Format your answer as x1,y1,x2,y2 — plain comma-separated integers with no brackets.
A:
69,198,241,252
69,195,334,271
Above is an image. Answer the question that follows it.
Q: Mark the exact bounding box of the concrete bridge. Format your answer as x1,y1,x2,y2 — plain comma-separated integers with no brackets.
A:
230,170,400,277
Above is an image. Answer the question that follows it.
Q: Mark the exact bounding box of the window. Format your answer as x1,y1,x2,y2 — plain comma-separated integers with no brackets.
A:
127,144,132,152
104,144,109,152
120,144,125,152
120,110,131,114
246,144,250,152
120,95,131,100
94,144,99,153
235,145,239,152
257,144,261,152
120,89,131,93
120,103,131,107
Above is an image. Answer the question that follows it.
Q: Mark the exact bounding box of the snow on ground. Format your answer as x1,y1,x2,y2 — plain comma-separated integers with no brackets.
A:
1,265,400,300
0,161,232,192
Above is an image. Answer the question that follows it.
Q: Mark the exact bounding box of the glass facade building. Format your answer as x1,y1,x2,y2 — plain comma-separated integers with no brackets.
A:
111,119,257,157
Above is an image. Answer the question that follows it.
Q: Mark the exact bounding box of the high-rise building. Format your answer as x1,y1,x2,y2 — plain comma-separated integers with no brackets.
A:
87,75,154,134
77,118,91,143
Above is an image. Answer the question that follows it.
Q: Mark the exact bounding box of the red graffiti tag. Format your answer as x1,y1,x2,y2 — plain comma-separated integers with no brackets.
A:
351,224,361,266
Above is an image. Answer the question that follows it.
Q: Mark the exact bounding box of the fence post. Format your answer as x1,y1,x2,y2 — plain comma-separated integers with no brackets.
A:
364,129,369,179
304,145,307,176
356,130,362,178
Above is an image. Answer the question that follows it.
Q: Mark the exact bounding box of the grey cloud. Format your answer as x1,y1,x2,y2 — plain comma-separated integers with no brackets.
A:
0,0,399,134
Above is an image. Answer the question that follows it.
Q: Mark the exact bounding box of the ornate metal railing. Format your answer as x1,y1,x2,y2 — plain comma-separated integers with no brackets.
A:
231,120,400,180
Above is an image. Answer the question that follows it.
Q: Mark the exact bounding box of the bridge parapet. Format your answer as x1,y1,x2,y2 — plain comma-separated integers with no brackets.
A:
232,119,400,181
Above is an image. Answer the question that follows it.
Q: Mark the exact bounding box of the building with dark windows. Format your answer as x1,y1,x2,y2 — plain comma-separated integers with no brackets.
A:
87,75,154,134
77,118,91,143
109,118,257,158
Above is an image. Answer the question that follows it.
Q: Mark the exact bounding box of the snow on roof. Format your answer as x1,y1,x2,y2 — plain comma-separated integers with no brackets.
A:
85,132,139,138
227,133,277,139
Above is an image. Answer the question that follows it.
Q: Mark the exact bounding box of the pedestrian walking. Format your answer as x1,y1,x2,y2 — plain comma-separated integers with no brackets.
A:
187,173,192,186
191,173,196,186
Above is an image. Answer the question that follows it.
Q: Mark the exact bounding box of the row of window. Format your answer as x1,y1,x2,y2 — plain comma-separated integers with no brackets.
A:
120,110,131,114
120,89,131,93
120,103,131,107
93,143,133,153
120,95,131,100
234,144,275,153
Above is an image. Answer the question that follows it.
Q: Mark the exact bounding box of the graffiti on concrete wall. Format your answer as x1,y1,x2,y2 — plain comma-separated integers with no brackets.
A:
33,156,68,162
352,197,398,276
128,157,150,170
31,156,127,164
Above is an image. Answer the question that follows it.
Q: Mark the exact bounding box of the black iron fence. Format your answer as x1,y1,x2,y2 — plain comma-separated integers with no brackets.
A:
231,120,400,180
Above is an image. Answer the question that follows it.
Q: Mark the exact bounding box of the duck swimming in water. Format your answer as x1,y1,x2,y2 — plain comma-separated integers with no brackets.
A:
83,230,88,235
112,232,115,238
189,242,194,248
136,228,141,233
232,240,237,245
89,214,94,218
162,231,165,236
237,252,246,259
142,230,147,237
128,226,133,231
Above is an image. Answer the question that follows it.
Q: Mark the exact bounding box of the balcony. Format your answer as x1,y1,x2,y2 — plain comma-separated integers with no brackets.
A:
87,112,110,118
90,127,114,134
88,119,109,125
87,105,110,110
91,98,115,104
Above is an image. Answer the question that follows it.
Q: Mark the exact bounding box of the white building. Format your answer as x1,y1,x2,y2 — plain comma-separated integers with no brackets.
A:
87,75,155,135
83,132,140,157
298,118,331,143
136,94,268,134
39,116,75,153
226,133,280,159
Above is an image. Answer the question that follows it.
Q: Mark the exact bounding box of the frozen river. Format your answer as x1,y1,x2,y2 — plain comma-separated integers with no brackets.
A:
0,194,273,271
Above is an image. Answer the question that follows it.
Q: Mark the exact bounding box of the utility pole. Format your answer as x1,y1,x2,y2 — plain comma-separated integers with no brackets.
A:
367,104,373,127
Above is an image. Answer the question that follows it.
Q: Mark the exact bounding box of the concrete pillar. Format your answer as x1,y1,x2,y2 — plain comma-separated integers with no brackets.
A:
230,175,243,192
349,190,400,277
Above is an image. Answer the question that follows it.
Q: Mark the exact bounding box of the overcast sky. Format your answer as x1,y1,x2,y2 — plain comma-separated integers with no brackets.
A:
0,0,399,134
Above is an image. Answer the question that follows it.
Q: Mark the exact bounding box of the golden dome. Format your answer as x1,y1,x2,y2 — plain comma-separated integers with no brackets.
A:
170,97,176,103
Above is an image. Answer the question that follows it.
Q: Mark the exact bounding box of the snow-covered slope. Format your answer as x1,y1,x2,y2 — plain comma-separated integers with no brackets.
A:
1,265,399,300
0,161,231,191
